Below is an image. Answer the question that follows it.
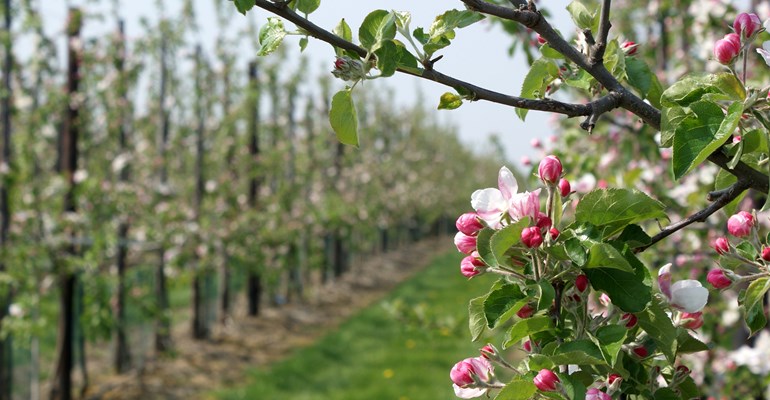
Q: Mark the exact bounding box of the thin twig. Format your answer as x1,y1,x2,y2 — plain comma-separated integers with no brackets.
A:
634,179,751,253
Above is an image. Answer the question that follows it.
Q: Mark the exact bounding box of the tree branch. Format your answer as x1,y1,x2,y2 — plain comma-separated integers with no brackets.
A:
634,179,751,253
590,0,612,65
252,0,622,119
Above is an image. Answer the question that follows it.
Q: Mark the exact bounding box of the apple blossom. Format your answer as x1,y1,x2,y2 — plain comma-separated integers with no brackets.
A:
680,312,704,330
707,268,732,289
470,166,541,229
533,369,560,392
714,34,741,64
521,227,543,248
727,210,754,237
549,227,560,239
479,344,496,359
658,263,709,313
575,274,589,293
454,232,477,254
621,40,639,55
516,304,535,318
558,178,571,197
586,388,612,400
621,313,638,329
759,41,770,66
456,212,484,236
762,247,770,261
460,255,485,278
450,356,494,399
538,155,563,184
734,12,762,39
711,237,729,255
535,212,552,230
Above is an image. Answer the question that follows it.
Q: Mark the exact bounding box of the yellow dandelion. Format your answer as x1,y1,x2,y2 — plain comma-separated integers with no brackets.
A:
383,369,395,379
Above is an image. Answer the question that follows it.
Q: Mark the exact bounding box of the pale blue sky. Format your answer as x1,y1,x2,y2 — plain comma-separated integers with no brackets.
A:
41,0,573,163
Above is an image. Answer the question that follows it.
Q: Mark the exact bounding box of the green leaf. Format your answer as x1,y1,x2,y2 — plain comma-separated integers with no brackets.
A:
438,92,463,110
504,316,552,348
234,0,255,14
494,377,537,400
554,339,605,362
583,248,651,313
604,39,625,79
393,10,411,30
585,242,634,272
359,10,396,52
295,0,320,14
566,0,595,30
617,224,652,248
469,295,487,341
298,37,308,52
491,219,529,268
560,373,587,400
516,58,559,120
677,330,710,354
592,324,626,366
626,57,653,98
373,40,398,77
428,9,484,39
329,89,358,146
739,277,770,336
637,300,678,363
661,73,745,107
575,189,667,236
257,17,287,56
565,237,588,266
333,19,353,41
672,101,742,179
653,388,680,400
484,284,527,329
660,106,687,148
476,228,497,267
540,44,565,59
741,129,768,155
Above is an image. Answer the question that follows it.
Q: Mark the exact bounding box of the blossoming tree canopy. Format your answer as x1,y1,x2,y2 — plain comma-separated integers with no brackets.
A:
232,0,770,398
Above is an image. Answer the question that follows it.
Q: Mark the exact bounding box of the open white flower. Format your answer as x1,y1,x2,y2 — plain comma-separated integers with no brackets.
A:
658,263,708,313
756,41,770,67
470,166,540,229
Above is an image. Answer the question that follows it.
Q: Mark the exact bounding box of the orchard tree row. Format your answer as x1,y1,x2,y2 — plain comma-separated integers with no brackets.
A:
0,1,503,399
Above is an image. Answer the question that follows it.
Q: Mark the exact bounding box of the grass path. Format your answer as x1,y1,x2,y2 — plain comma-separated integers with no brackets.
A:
215,251,503,400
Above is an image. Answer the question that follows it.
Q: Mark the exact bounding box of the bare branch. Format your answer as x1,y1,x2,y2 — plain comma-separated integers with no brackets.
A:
251,0,621,119
634,179,751,253
591,0,612,65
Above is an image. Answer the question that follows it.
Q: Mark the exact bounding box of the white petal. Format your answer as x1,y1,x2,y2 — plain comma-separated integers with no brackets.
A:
471,188,506,227
497,166,518,201
757,45,770,67
671,280,709,313
453,384,487,399
765,19,770,33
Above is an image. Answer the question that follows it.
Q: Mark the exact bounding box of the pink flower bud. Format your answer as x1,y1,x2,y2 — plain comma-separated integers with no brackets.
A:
521,156,531,167
450,356,493,387
460,255,485,278
533,369,560,392
558,178,571,197
521,227,543,248
480,344,497,359
454,232,477,254
725,32,741,50
762,247,770,261
734,13,762,39
516,304,535,319
523,340,533,352
727,211,754,237
714,34,741,64
537,34,547,45
599,293,612,307
707,268,732,289
620,313,638,329
608,374,622,385
586,388,612,400
535,212,552,230
621,41,638,56
674,365,691,381
680,312,704,330
711,237,729,255
530,138,542,148
575,275,589,293
733,135,742,144
456,212,484,236
549,227,560,239
538,155,563,184
632,346,648,358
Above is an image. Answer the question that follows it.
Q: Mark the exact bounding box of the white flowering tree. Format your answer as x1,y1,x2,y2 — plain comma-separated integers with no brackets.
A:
234,0,770,398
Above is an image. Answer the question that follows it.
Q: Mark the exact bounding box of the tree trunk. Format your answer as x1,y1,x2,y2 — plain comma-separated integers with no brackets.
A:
246,61,262,316
50,10,81,400
0,0,12,397
191,45,208,340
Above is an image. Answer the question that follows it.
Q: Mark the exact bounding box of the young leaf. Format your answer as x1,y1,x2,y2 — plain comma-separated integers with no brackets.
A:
329,89,359,146
493,377,537,400
583,267,651,312
739,277,770,336
234,0,255,14
637,300,678,363
575,188,667,236
592,324,627,366
299,37,308,52
504,316,552,348
333,18,353,41
258,17,287,56
295,0,320,14
566,0,595,30
476,228,497,267
585,243,634,272
626,57,653,98
359,10,396,52
484,284,527,328
490,218,529,267
672,101,742,179
516,58,559,120
438,92,463,110
469,295,488,341
374,40,398,77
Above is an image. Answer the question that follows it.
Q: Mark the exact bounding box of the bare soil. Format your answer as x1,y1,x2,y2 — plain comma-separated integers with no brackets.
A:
83,237,452,400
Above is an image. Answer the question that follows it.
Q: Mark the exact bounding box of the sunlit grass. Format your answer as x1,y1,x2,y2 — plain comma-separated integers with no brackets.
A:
215,250,509,400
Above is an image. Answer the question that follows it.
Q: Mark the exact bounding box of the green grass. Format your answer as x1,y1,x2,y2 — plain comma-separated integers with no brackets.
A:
216,250,506,400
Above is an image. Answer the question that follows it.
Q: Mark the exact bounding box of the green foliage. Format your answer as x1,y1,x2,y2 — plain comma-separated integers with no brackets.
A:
438,92,463,110
575,189,667,237
739,277,770,336
493,377,537,400
359,10,396,53
329,89,359,146
413,9,484,58
257,17,287,56
516,58,559,120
